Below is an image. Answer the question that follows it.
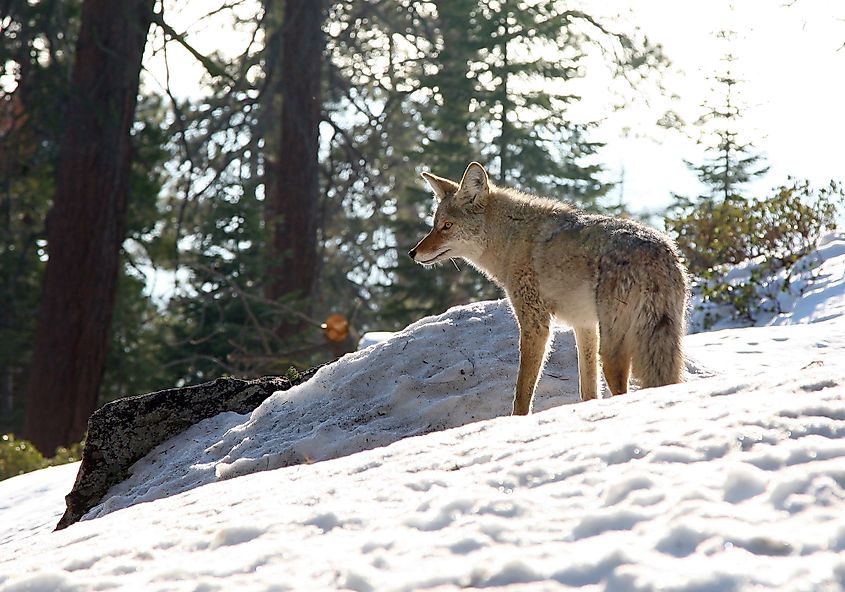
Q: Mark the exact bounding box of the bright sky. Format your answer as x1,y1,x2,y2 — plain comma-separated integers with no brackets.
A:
144,0,845,214
589,0,845,212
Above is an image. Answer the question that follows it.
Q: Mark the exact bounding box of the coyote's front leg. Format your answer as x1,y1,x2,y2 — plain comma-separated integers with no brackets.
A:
512,312,551,415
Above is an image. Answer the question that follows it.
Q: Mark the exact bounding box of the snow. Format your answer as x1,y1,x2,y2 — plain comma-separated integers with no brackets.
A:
688,233,845,332
357,331,394,349
767,234,845,326
0,463,79,548
1,234,845,591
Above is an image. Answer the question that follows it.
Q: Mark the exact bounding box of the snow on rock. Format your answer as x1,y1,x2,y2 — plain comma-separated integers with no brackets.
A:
83,300,587,521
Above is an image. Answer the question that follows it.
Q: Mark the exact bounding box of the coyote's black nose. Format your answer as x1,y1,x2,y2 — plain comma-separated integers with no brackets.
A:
408,248,417,260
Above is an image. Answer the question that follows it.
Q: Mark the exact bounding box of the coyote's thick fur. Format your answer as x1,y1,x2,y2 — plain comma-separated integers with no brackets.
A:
410,162,689,415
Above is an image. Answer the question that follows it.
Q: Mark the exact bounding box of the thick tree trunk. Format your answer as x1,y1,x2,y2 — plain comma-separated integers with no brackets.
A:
22,0,153,454
264,0,325,314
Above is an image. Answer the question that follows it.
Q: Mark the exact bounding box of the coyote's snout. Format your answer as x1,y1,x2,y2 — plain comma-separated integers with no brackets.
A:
410,162,689,415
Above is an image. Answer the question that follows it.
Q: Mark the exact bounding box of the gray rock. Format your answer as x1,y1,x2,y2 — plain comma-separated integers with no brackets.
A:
56,370,316,530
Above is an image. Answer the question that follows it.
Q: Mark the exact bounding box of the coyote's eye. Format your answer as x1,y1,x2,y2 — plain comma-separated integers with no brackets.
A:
442,222,453,230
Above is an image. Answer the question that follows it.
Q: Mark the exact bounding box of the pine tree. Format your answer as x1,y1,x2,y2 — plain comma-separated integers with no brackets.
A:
150,2,339,380
1,2,180,437
263,0,326,331
667,29,770,273
687,30,769,203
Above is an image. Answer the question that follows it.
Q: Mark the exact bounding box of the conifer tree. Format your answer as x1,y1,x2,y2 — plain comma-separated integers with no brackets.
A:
2,2,178,438
667,29,769,272
686,31,769,203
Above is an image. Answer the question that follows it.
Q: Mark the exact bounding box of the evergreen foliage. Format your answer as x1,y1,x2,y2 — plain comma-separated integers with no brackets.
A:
665,29,771,276
1,1,177,431
665,31,843,328
686,179,844,330
684,34,769,202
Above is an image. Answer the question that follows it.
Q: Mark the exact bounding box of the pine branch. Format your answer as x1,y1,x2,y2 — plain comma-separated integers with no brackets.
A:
150,9,236,86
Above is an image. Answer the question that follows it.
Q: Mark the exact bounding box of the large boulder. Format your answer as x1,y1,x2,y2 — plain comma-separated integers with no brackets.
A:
57,371,316,530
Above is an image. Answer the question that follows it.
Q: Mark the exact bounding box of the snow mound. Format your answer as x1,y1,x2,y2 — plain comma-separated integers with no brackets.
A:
85,300,594,520
80,240,845,523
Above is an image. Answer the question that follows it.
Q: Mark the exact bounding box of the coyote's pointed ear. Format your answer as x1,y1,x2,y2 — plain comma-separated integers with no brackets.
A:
421,172,459,202
457,162,489,210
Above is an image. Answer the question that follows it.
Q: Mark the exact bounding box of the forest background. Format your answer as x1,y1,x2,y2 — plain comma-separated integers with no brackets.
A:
1,0,843,460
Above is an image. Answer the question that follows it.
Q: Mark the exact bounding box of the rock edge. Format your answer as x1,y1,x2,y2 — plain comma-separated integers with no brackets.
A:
57,370,316,530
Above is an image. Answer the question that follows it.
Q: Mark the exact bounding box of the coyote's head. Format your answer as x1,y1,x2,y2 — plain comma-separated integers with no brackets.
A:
409,162,490,267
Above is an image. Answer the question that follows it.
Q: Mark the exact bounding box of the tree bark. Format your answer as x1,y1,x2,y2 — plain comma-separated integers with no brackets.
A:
22,0,153,454
263,0,326,315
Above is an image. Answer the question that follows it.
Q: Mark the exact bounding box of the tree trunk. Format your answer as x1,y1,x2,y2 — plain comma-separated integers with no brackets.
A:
264,0,326,319
22,0,153,454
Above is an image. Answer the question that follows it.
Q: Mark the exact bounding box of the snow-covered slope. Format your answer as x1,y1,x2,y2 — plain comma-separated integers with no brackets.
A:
688,233,845,332
1,235,844,591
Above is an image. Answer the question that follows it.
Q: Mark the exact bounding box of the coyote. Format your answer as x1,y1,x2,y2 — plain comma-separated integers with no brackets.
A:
409,162,688,415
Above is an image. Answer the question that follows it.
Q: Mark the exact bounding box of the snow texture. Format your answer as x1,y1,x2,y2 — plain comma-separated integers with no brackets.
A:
688,233,845,332
1,234,845,591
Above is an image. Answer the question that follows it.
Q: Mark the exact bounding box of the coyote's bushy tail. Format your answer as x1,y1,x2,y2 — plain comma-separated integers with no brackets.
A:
631,259,688,388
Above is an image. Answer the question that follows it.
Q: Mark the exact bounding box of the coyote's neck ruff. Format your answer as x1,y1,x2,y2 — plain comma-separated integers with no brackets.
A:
410,162,689,415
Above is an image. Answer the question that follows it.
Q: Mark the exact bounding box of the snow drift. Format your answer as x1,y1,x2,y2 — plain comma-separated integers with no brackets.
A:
1,234,844,591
